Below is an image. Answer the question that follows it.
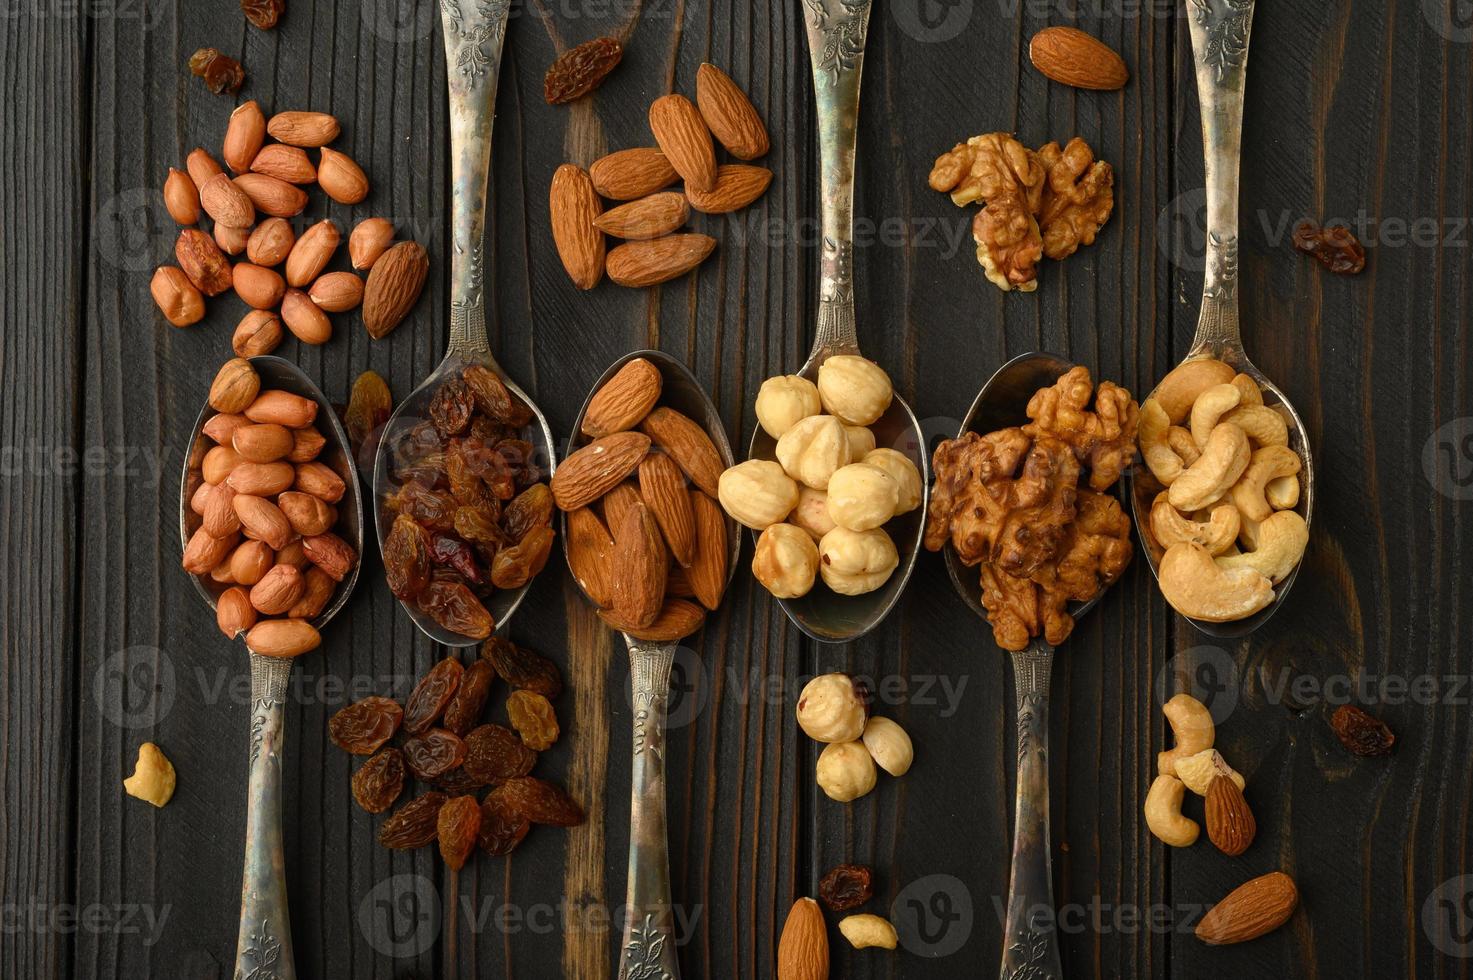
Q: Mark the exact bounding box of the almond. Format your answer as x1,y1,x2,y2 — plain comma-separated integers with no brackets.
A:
247,218,296,266
176,228,233,296
209,358,261,414
223,100,267,172
349,217,394,269
606,234,716,287
186,147,224,190
649,94,717,193
245,390,318,428
295,461,347,503
589,147,679,200
150,266,205,326
318,146,369,204
216,586,257,639
233,494,293,550
163,168,200,225
278,491,336,537
182,527,239,575
232,423,294,463
550,431,651,511
214,222,250,256
777,897,828,980
1196,871,1298,945
250,564,307,615
549,164,605,290
266,110,341,147
234,173,309,218
695,63,769,160
232,263,286,310
250,144,317,184
281,288,332,345
1204,774,1256,856
308,271,364,312
232,310,283,357
566,507,615,607
594,192,689,240
227,461,296,497
202,483,241,538
1028,26,1129,91
245,618,322,657
600,482,643,538
639,406,724,497
687,490,728,610
666,564,696,598
285,219,341,287
597,597,705,642
611,501,667,628
685,164,772,214
362,241,429,338
581,357,663,438
639,453,695,567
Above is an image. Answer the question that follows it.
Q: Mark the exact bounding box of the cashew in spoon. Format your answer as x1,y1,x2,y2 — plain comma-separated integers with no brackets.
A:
1223,405,1288,447
1266,473,1300,510
1168,426,1201,466
1168,423,1251,513
1151,493,1240,555
1230,445,1302,522
1158,540,1274,622
1158,692,1215,775
1231,373,1263,407
1190,383,1242,447
1145,774,1199,847
1217,510,1308,583
1139,398,1183,485
1153,358,1235,423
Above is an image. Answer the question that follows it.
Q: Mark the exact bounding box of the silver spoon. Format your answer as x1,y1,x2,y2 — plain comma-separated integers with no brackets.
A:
561,350,740,980
1127,0,1314,638
940,351,1126,980
178,355,364,980
371,0,557,646
748,0,928,643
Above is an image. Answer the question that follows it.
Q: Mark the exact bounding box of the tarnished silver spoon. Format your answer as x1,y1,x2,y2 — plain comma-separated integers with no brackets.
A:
749,0,928,643
940,351,1125,980
371,0,557,646
561,350,740,980
179,355,364,980
1127,0,1314,637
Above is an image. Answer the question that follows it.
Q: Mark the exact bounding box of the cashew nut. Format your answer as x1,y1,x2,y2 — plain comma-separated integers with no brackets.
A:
1167,423,1251,513
1168,426,1201,467
1158,692,1215,775
1229,445,1302,522
1151,493,1240,555
123,742,177,808
1144,774,1199,847
1153,358,1236,423
1231,373,1263,407
1238,510,1262,550
1139,398,1183,485
1190,383,1242,448
1175,748,1245,796
1266,473,1300,510
1217,510,1308,583
1158,541,1274,622
1222,405,1288,447
838,914,899,950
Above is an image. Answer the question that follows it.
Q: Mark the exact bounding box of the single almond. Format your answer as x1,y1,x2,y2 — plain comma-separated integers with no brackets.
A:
1205,774,1256,856
649,94,717,193
215,222,250,256
281,289,332,345
231,423,294,463
349,217,394,270
232,263,286,310
695,63,769,160
685,164,772,214
1196,871,1298,945
606,234,716,288
234,173,308,218
600,482,643,539
186,147,224,191
176,228,233,296
209,358,261,414
362,241,430,338
687,490,728,610
250,143,317,184
550,431,651,511
589,147,679,200
308,271,364,312
246,218,295,267
318,146,369,204
150,266,205,327
266,110,341,147
233,494,293,550
597,597,705,642
245,390,318,428
549,164,605,290
611,501,667,628
1028,26,1129,90
666,563,696,598
777,897,828,980
285,219,341,287
245,618,322,657
216,586,257,639
163,168,200,225
233,310,283,357
594,192,689,240
638,406,724,497
581,356,663,438
566,507,615,607
223,100,267,173
639,453,695,567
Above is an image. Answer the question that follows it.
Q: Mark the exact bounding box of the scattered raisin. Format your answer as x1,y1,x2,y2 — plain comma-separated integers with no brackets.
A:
416,581,494,640
187,48,245,95
1331,704,1395,756
506,690,560,751
443,660,497,736
462,724,537,783
429,379,475,438
543,37,624,105
819,864,875,912
351,748,406,814
378,792,448,850
481,637,563,698
240,0,285,29
1292,220,1366,275
403,728,468,781
404,658,465,735
345,370,392,467
497,776,585,827
383,514,433,600
437,795,482,870
328,696,403,755
479,786,532,856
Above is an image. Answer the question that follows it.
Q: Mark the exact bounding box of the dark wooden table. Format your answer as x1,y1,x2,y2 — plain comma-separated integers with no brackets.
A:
6,0,1472,977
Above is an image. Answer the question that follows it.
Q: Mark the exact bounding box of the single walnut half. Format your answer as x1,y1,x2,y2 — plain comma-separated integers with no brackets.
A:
1037,138,1115,261
929,133,1046,292
1022,365,1140,490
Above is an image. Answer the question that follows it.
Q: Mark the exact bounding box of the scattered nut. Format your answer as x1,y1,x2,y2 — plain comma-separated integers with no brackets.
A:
1143,774,1197,847
837,913,898,950
123,742,177,808
815,740,876,803
1174,748,1244,796
861,716,913,776
796,673,868,743
1157,693,1215,776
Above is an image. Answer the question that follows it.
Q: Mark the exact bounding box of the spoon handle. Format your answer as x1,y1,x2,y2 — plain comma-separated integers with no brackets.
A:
617,639,683,980
440,0,512,361
999,642,1062,980
234,653,296,980
802,0,872,362
1185,0,1256,359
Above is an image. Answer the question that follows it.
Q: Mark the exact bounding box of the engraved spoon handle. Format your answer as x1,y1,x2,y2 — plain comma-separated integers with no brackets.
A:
1186,0,1256,358
801,0,873,362
440,0,512,361
617,639,682,980
999,642,1062,980
234,653,296,980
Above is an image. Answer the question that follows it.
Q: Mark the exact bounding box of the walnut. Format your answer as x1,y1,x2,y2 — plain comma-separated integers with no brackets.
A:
928,133,1046,292
1031,489,1133,645
1022,365,1139,490
1037,138,1115,261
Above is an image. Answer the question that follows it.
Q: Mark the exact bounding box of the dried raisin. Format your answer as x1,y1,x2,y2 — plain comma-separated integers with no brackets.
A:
431,533,485,585
1292,220,1366,275
402,728,468,781
497,776,585,827
543,37,623,105
390,484,456,532
503,484,553,542
328,696,403,754
818,864,874,912
481,638,564,698
463,364,532,426
437,795,482,870
378,792,447,850
188,48,245,94
506,690,560,751
443,660,496,736
1330,704,1395,756
430,766,488,795
383,514,433,600
416,581,494,640
345,370,392,467
479,786,532,856
429,379,474,437
241,0,285,29
351,748,406,814
490,526,554,589
462,724,536,783
404,658,465,735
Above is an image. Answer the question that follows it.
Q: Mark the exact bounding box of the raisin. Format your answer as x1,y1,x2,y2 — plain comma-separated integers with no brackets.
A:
403,728,468,781
187,48,245,95
481,638,563,698
1330,704,1395,756
383,514,433,600
395,453,449,492
351,748,406,814
328,696,403,754
463,364,532,426
498,439,542,487
443,660,496,736
345,370,392,467
430,379,475,438
1292,220,1366,275
469,417,515,445
390,484,456,533
445,441,488,507
455,505,507,553
462,724,537,782
404,658,465,735
416,581,494,640
818,864,874,912
394,421,444,469
430,766,488,795
378,792,448,850
437,795,482,870
479,785,532,856
497,776,585,827
431,533,485,585
461,438,517,499
503,484,553,542
240,0,285,29
543,37,624,105
506,690,560,751
491,526,555,589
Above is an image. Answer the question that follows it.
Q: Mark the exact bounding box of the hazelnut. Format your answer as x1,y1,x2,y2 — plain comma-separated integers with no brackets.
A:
843,424,875,462
796,672,868,743
752,523,819,598
790,486,837,540
817,355,893,426
816,741,876,802
123,742,176,808
825,463,899,532
862,448,923,515
717,460,799,530
755,374,821,438
818,526,899,595
862,716,914,776
776,414,848,489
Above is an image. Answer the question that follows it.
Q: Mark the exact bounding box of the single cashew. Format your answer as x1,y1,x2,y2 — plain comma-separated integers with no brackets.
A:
1217,510,1308,583
1231,373,1263,407
1159,541,1274,622
1139,398,1183,485
1153,358,1236,423
1144,775,1200,847
1158,692,1215,775
1168,423,1251,513
1190,383,1243,448
1222,405,1288,447
1266,473,1300,510
1175,748,1245,796
1168,426,1201,467
1230,445,1302,522
1238,510,1261,550
1151,493,1240,555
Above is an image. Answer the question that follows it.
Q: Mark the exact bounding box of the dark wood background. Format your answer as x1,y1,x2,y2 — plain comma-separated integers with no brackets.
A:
4,0,1471,977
